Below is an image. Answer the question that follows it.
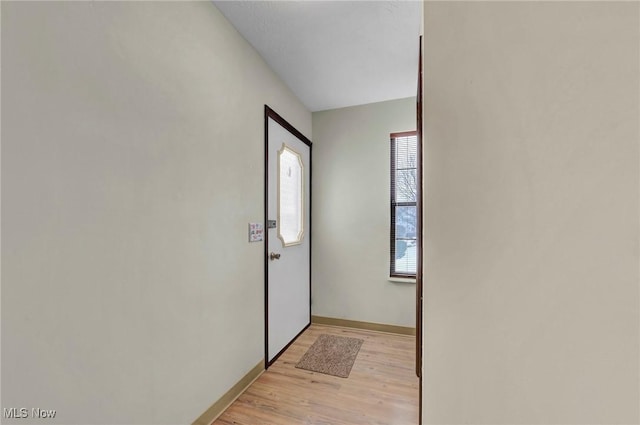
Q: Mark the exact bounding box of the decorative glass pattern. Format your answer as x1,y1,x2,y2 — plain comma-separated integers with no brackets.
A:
278,144,304,246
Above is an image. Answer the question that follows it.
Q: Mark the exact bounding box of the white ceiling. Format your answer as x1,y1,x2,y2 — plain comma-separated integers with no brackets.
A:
213,1,422,112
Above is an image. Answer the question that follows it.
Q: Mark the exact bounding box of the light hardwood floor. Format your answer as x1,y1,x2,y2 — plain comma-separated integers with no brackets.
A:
213,324,419,425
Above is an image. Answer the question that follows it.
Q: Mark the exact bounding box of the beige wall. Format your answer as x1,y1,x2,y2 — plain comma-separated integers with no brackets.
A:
1,2,310,424
422,2,639,424
312,98,416,328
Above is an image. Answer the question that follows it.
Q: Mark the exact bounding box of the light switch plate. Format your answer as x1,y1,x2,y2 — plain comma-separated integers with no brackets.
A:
249,222,264,242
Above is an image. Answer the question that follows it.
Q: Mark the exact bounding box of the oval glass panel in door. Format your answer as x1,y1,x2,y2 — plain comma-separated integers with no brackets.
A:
277,143,304,246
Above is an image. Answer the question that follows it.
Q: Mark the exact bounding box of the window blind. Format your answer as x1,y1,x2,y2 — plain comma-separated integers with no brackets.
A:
390,132,418,277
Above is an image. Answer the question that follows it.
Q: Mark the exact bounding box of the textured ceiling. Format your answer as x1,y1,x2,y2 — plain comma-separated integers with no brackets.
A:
213,1,421,112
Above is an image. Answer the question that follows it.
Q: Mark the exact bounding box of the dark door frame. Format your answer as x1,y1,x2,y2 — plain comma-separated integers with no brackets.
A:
416,35,424,424
263,105,313,369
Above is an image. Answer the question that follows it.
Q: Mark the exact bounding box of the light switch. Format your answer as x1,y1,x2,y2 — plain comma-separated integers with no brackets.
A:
249,222,264,242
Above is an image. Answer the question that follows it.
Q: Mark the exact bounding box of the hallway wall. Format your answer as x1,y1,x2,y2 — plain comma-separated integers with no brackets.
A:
422,2,639,423
1,2,310,424
312,98,416,328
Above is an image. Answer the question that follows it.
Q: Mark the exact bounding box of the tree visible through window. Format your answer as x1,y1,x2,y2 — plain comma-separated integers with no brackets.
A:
390,131,417,277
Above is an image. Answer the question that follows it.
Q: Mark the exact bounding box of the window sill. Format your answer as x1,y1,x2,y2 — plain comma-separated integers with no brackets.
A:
388,277,416,284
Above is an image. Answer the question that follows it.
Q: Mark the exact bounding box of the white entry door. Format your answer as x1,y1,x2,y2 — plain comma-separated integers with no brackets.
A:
265,106,311,366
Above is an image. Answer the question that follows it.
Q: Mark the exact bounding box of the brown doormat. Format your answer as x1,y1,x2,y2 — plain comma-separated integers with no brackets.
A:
295,334,364,378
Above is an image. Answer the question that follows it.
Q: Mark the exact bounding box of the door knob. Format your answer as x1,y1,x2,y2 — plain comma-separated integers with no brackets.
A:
269,252,281,261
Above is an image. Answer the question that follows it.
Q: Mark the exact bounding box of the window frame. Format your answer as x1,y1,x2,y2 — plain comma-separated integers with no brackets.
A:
390,131,418,278
277,143,305,247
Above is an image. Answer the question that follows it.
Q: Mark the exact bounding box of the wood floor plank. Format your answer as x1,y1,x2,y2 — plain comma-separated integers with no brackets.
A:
212,324,418,425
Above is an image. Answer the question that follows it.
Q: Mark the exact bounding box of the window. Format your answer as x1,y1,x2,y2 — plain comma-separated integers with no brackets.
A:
390,131,417,277
277,143,304,246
